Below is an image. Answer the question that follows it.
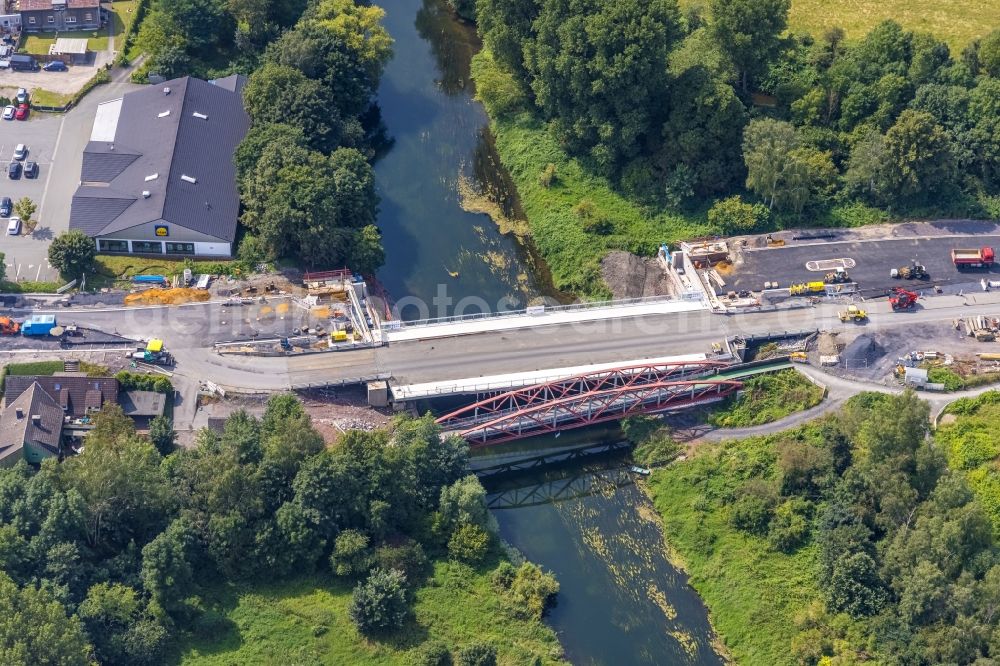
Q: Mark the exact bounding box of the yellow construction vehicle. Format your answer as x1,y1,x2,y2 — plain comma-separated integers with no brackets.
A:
825,268,850,283
790,351,808,363
838,305,868,322
808,281,826,292
789,283,807,295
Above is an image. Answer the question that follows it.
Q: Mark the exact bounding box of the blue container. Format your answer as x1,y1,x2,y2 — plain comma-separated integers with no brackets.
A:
133,275,167,284
22,314,56,336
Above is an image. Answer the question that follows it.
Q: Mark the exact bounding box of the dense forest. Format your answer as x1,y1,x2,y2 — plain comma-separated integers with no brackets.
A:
650,392,1000,665
0,400,557,664
464,0,1000,294
133,0,390,273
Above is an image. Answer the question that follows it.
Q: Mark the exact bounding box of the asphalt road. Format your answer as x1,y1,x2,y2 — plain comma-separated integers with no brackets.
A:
727,235,1000,295
19,290,1000,392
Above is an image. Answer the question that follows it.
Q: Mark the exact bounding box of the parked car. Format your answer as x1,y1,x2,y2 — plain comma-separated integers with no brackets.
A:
14,104,28,121
13,144,26,160
7,162,20,179
6,217,20,236
15,88,27,104
43,60,67,72
24,161,37,178
0,197,11,217
1,105,13,121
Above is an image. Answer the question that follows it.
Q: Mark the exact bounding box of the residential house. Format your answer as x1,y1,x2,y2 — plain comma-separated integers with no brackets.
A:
3,373,118,420
0,383,64,467
18,0,100,33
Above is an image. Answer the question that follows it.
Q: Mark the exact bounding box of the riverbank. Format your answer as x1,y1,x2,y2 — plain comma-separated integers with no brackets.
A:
470,51,711,299
177,559,566,664
644,431,828,664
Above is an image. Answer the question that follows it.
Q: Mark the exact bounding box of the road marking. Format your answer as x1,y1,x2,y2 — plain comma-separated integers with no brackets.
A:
37,111,67,222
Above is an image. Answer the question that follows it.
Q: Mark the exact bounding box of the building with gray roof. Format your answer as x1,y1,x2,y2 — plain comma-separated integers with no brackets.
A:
70,75,250,257
0,383,64,467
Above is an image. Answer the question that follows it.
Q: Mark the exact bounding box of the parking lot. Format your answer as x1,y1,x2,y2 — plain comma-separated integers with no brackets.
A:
725,234,1000,296
0,107,64,282
0,76,141,285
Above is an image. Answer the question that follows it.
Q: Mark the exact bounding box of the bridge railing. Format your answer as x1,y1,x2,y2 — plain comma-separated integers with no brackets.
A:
383,294,700,330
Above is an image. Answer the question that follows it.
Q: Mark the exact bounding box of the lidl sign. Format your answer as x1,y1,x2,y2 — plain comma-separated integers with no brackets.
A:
154,225,169,237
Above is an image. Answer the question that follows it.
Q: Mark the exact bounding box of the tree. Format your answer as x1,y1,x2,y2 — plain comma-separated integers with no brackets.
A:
845,128,890,200
661,67,749,195
147,415,176,457
78,582,168,666
140,518,196,615
981,29,1000,77
742,118,799,209
707,195,769,234
523,0,682,172
348,567,409,635
437,476,491,536
13,197,35,232
330,529,372,577
825,551,887,617
476,0,539,89
243,63,350,152
48,230,96,281
234,123,307,183
0,572,92,665
241,144,377,267
307,0,393,84
709,0,791,93
350,225,384,275
148,0,230,50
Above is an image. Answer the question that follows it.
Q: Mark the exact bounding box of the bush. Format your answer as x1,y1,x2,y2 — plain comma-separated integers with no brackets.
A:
447,523,491,564
508,563,559,621
331,529,372,578
372,540,429,584
457,642,497,666
415,640,452,666
707,195,770,235
767,498,813,553
347,568,410,636
470,51,526,117
490,561,516,590
729,485,776,536
538,163,557,188
115,372,172,394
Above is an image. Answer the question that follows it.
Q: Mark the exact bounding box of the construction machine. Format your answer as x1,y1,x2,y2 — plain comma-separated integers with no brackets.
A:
130,338,174,366
892,259,928,280
789,351,808,363
825,268,850,283
0,317,20,335
838,305,868,322
889,287,919,310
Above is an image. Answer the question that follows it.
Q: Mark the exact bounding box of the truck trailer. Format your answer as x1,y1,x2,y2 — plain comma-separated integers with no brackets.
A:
952,247,995,268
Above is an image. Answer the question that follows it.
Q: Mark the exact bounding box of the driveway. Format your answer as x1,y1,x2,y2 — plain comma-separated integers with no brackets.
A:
2,73,142,285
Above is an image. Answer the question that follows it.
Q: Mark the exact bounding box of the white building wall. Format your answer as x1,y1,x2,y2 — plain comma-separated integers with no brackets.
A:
194,242,231,256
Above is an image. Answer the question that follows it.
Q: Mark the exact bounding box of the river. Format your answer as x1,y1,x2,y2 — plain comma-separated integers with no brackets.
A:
374,0,554,320
477,435,725,666
376,3,724,663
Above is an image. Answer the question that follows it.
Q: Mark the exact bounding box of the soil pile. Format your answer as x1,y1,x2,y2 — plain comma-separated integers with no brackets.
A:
124,288,212,306
601,251,673,299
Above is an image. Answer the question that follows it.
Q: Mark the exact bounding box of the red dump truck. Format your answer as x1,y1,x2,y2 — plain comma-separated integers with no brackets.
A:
952,247,995,268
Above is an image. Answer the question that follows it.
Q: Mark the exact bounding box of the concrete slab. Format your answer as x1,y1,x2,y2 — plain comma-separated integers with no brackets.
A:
384,297,708,342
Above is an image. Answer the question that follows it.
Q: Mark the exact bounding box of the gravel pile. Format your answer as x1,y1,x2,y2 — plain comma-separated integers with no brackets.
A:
842,334,887,368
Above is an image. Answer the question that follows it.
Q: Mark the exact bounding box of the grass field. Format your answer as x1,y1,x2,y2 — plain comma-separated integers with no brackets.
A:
786,0,998,50
90,254,242,289
26,88,73,107
706,369,825,428
178,562,566,665
646,430,833,664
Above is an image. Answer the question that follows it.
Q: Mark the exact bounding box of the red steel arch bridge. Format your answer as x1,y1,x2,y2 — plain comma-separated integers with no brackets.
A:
435,360,742,447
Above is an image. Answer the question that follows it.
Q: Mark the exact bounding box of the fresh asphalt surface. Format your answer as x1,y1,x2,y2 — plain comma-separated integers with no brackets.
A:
727,235,1000,295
